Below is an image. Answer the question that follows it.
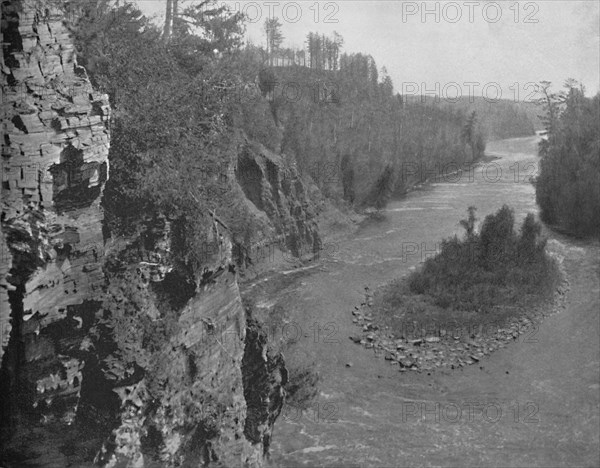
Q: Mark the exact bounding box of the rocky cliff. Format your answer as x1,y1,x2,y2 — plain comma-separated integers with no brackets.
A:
0,1,315,466
1,0,111,451
234,137,321,269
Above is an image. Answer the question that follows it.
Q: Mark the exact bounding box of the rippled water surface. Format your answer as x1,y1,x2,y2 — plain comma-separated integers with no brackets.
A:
262,136,599,467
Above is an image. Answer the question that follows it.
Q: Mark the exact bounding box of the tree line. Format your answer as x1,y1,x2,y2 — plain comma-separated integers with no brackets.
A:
65,0,536,248
263,43,488,210
535,80,600,237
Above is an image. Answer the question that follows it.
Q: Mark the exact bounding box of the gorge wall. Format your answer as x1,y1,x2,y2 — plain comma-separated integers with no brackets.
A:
1,1,315,466
1,0,111,442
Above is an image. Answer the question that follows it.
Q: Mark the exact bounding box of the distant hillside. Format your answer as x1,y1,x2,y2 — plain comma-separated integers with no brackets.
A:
439,97,541,140
260,59,486,205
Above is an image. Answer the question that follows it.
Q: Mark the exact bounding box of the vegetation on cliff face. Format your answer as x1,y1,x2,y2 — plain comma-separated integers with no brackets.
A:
65,1,319,270
535,81,600,237
65,2,244,248
271,61,488,206
65,0,541,238
64,0,494,229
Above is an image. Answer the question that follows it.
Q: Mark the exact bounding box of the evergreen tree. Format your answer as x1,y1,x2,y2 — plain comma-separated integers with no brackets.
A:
264,18,283,65
368,164,395,212
164,0,173,42
461,111,478,162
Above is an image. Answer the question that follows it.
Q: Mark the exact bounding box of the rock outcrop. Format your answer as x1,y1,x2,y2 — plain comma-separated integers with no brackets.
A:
1,0,110,463
1,0,110,442
234,138,321,266
94,220,287,467
1,1,290,466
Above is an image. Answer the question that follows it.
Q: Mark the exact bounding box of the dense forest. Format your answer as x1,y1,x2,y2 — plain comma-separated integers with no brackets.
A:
535,81,600,237
267,61,487,204
441,97,539,140
64,0,537,266
253,27,489,204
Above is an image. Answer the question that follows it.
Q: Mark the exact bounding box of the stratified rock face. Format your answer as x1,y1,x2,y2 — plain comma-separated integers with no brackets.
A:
1,0,110,437
235,139,321,261
97,232,282,467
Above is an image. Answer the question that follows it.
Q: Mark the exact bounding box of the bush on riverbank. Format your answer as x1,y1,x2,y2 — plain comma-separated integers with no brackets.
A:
374,206,560,334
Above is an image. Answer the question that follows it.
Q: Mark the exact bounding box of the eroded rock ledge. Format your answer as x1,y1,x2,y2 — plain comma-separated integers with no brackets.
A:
1,1,111,446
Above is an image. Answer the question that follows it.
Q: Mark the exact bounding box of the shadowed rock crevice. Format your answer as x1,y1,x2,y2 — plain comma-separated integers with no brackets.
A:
50,146,107,214
242,314,287,455
237,150,265,211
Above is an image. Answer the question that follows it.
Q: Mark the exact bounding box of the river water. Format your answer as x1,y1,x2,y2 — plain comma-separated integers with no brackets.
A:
261,136,599,467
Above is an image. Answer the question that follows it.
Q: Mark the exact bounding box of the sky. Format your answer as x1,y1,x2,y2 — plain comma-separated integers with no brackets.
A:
135,0,600,99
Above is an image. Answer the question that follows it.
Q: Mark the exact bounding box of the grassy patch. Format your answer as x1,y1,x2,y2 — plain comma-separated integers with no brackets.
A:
373,206,560,338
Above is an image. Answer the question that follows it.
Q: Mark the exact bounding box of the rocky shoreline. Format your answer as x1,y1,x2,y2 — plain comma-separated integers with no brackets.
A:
348,258,569,374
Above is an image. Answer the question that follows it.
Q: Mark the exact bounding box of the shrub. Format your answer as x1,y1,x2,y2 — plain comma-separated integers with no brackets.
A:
405,206,558,314
459,206,478,240
478,204,516,268
517,213,542,264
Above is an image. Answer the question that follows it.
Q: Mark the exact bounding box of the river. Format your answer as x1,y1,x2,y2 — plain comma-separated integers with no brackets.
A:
250,136,599,467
